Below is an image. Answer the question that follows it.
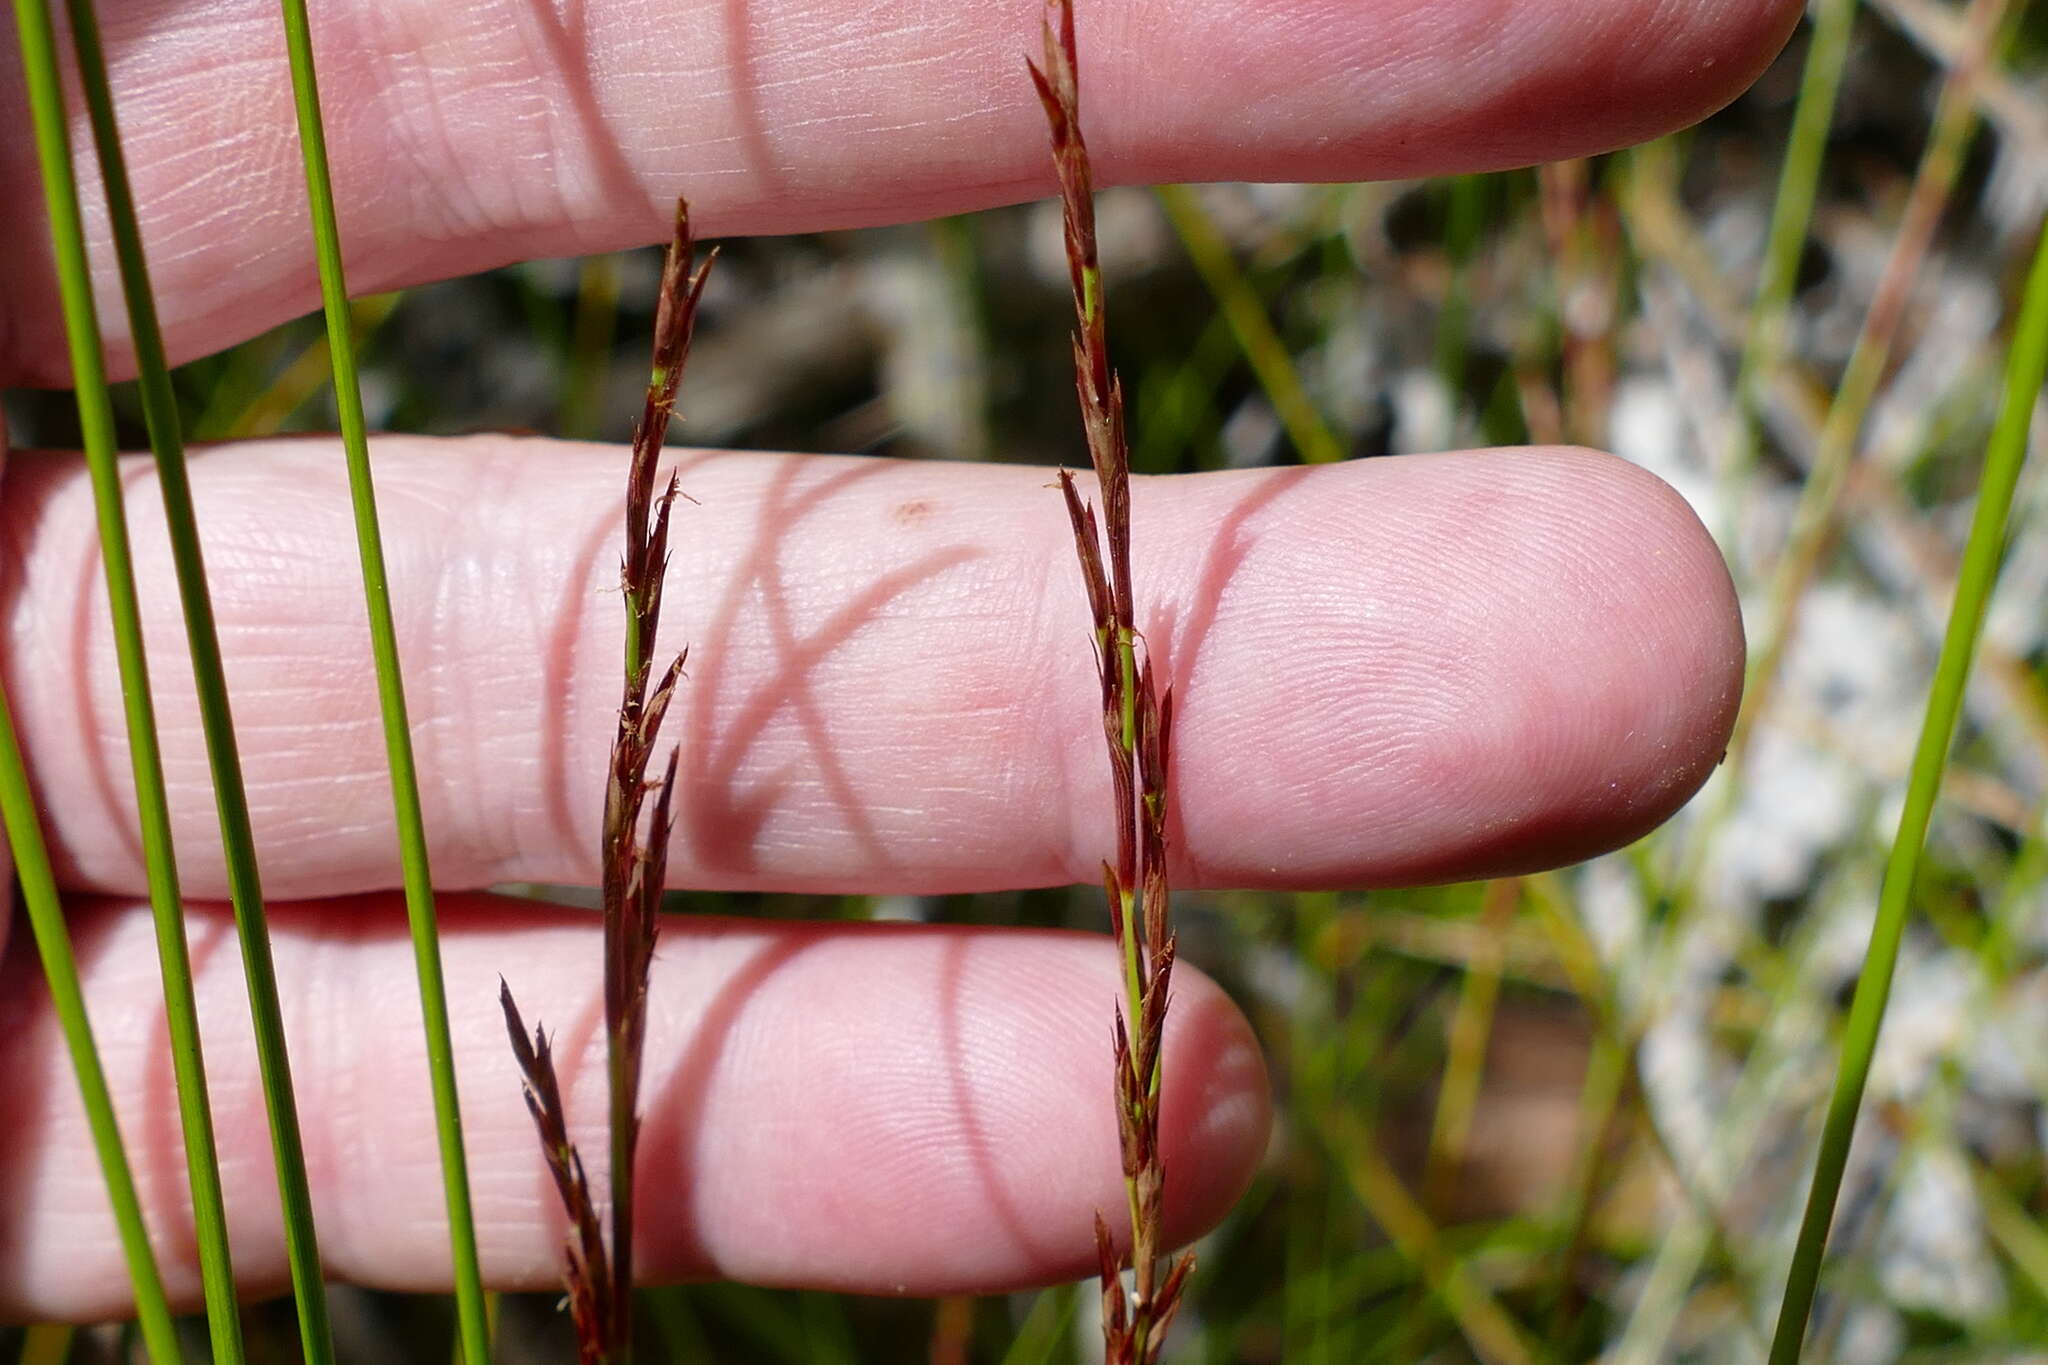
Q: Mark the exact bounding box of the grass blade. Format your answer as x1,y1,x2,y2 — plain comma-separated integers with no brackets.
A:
1420,878,1517,1209
269,3,488,1360
0,683,180,1365
10,0,247,1355
996,1285,1078,1365
1733,0,2014,759
0,695,180,1365
561,253,623,441
55,0,291,1356
1766,216,2048,1362
1315,1106,1543,1365
20,0,335,1338
16,1326,74,1365
1728,0,1858,480
1152,183,1345,465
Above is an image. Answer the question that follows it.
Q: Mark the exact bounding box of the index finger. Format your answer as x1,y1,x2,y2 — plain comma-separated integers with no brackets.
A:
0,0,1802,384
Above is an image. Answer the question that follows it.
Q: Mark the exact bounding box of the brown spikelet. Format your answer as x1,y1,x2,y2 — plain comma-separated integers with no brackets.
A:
1100,861,1126,946
1149,1250,1197,1359
503,197,713,1365
499,983,612,1364
1095,1211,1130,1355
602,196,710,1365
1031,1,1191,1358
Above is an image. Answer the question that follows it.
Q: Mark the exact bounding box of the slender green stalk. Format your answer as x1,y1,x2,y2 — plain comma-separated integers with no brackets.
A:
270,3,487,1359
928,215,993,462
193,293,402,442
1974,1155,2048,1300
21,0,334,1337
59,1,281,1356
1733,0,2013,761
1152,184,1345,465
1767,217,2048,1363
1317,1107,1543,1365
0,690,179,1365
12,0,246,1354
1728,0,1858,479
561,253,623,441
644,1288,713,1363
1433,174,1484,406
995,1285,1078,1365
1421,878,1516,1210
1543,1028,1626,1343
447,1293,502,1365
17,1325,74,1365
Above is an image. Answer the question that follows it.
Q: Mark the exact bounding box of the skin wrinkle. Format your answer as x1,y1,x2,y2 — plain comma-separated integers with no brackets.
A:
0,435,1737,1297
0,441,1742,899
0,2,1816,1318
365,0,569,242
0,0,1800,385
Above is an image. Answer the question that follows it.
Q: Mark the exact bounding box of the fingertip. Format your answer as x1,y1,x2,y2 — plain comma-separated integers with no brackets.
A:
669,925,1272,1293
1164,447,1743,887
1544,0,1806,162
1156,958,1273,1250
0,0,1808,383
1408,445,1744,872
1098,0,1805,183
0,896,1278,1314
1488,447,1745,861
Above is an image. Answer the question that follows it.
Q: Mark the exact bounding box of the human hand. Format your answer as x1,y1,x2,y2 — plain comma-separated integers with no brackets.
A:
0,0,1784,1321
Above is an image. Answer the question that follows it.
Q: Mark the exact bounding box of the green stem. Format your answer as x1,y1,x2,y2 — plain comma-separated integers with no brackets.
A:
1434,175,1484,405
561,252,623,442
1153,184,1345,465
1734,0,2012,763
17,1325,76,1365
60,1,270,1356
1728,0,1858,480
1421,879,1515,1209
271,2,488,1360
0,682,181,1365
1767,217,2048,1363
29,0,337,1331
1319,1106,1545,1365
1113,626,1144,1031
12,0,242,1355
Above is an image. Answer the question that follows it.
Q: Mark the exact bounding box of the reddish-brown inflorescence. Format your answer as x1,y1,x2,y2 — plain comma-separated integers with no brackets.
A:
500,982,612,1364
1029,2,1194,1359
501,198,714,1365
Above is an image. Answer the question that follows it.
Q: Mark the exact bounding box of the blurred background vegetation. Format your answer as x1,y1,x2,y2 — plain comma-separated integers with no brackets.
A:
9,0,2048,1360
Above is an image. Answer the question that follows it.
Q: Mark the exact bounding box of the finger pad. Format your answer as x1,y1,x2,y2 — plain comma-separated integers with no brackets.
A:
639,927,1269,1291
1160,448,1744,887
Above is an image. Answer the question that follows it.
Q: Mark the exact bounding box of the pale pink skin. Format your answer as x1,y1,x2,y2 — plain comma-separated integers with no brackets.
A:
0,0,1783,1321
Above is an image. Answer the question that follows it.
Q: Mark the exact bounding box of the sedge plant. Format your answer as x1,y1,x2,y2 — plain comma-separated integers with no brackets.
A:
502,198,712,1365
9,0,256,1355
1030,3,1195,1358
1766,214,2048,1364
270,0,490,1358
0,691,178,1365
